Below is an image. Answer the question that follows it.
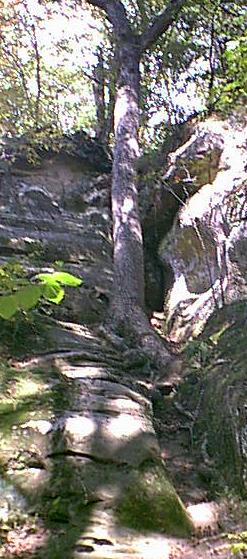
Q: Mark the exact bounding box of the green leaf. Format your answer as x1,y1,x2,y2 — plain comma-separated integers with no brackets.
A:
36,271,82,287
48,271,82,287
230,543,247,554
0,295,18,319
35,273,58,284
15,284,42,311
240,532,247,541
41,282,65,304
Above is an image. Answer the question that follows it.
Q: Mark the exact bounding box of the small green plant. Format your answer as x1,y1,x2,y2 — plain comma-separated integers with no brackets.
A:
228,531,247,557
0,261,82,319
184,339,214,368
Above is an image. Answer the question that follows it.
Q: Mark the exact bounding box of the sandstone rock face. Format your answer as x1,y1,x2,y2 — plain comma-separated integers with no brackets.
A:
159,115,247,342
0,133,113,324
0,132,193,554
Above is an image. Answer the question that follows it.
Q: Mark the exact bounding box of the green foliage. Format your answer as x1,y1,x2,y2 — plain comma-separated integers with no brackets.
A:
213,33,247,113
130,0,246,141
228,531,247,557
184,339,214,368
0,0,97,137
0,1,245,145
36,271,82,305
0,306,45,356
0,261,82,319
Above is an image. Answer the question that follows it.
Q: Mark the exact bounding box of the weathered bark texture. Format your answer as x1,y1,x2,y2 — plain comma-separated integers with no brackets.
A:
111,40,144,315
109,39,177,371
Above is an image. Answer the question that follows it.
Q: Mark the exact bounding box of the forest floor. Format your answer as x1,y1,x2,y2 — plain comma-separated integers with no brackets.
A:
150,307,247,559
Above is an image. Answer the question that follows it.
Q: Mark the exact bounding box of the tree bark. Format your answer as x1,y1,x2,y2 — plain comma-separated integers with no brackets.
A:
111,37,144,317
140,0,189,52
109,38,176,370
92,46,106,142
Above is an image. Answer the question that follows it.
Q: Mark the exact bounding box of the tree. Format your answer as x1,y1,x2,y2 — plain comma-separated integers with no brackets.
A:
82,0,245,371
0,0,97,136
83,0,191,371
1,0,244,367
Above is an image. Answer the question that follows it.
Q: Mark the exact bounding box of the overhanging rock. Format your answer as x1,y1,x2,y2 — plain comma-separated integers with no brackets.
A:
159,115,247,342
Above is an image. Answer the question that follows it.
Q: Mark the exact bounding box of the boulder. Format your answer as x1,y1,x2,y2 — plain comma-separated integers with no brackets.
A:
159,115,247,342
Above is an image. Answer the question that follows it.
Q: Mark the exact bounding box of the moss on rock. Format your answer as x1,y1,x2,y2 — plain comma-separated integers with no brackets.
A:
180,301,247,497
116,459,193,536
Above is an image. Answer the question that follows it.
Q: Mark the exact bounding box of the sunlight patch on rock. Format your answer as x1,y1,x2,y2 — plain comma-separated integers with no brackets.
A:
65,416,96,437
108,413,143,438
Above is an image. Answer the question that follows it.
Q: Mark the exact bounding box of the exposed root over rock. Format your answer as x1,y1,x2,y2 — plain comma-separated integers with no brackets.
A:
103,305,182,380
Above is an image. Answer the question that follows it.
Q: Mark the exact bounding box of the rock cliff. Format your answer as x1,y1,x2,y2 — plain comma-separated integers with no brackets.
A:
0,120,247,558
158,114,247,342
0,131,193,558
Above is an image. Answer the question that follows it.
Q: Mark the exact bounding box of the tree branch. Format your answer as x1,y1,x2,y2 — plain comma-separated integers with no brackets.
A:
140,0,189,52
86,0,133,39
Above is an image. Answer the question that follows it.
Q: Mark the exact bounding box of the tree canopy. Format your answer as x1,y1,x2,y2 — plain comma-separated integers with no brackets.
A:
0,0,98,136
0,0,245,142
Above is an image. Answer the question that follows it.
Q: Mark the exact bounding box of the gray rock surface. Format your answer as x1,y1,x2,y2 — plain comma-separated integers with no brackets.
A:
0,131,193,555
159,115,247,341
0,133,113,324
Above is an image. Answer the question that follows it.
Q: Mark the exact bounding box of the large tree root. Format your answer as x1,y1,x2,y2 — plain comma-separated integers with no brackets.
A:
103,304,182,380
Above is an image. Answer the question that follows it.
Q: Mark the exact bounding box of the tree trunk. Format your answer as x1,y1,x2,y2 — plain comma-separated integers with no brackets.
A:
93,45,116,144
110,38,144,318
93,46,106,143
104,47,117,144
85,0,190,370
109,39,175,370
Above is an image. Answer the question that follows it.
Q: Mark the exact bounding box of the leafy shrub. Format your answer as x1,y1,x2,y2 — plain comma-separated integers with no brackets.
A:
0,262,82,320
